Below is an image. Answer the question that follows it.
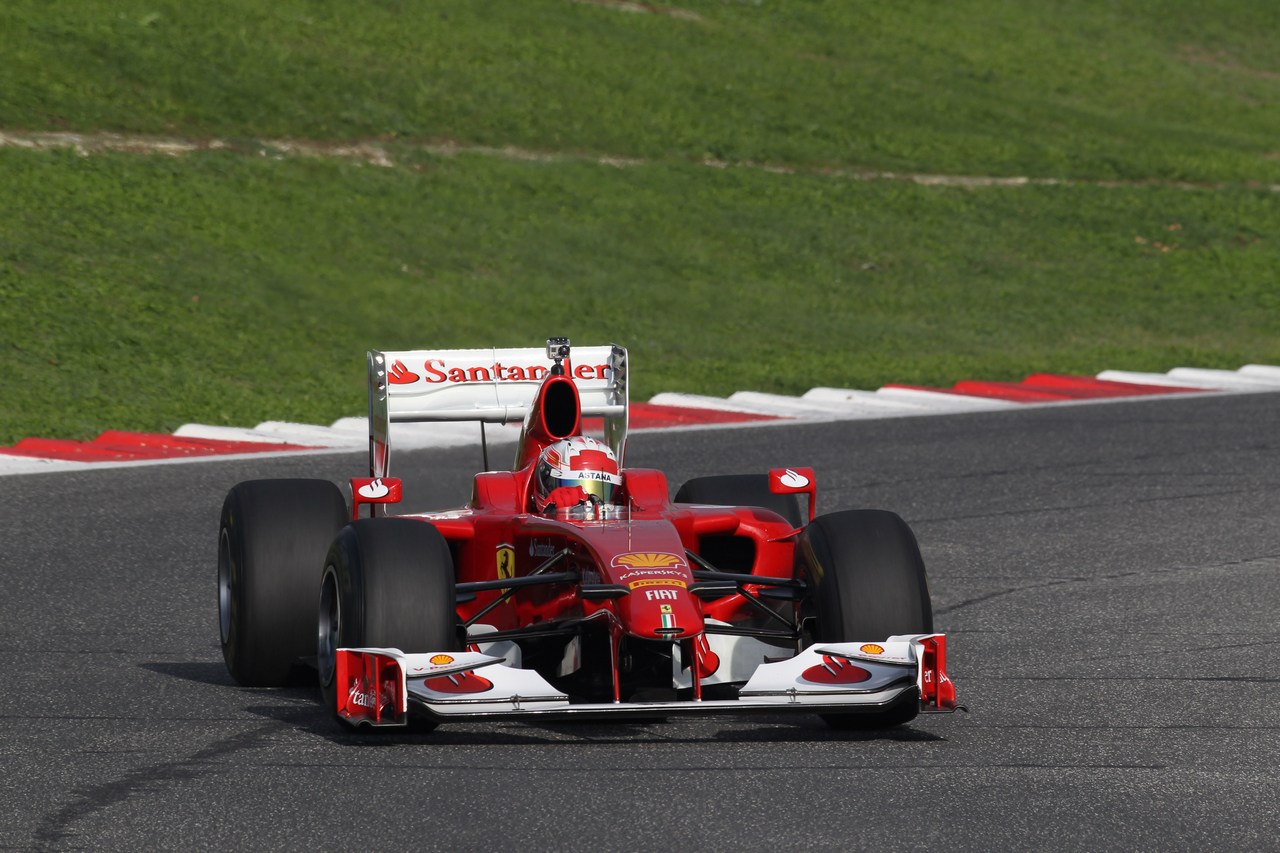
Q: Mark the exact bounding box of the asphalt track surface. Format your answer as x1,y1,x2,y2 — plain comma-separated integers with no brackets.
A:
2,392,1277,852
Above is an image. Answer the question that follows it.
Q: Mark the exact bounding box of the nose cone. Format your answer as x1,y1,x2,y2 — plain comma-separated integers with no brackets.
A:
624,586,704,640
590,533,704,639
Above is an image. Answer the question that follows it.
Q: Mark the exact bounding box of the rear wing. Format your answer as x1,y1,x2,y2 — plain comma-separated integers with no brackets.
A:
368,344,628,477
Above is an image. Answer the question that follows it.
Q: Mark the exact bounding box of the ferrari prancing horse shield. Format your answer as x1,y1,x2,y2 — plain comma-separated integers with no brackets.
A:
496,545,515,581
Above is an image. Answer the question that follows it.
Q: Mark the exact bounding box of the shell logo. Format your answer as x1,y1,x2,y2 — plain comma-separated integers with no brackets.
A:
612,552,684,569
859,643,885,655
429,654,455,665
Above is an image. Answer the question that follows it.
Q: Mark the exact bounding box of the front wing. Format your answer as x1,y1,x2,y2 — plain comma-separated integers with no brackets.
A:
333,635,956,727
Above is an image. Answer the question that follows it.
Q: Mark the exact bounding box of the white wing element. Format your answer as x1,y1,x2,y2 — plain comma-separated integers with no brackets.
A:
333,635,953,726
375,345,627,423
366,343,628,478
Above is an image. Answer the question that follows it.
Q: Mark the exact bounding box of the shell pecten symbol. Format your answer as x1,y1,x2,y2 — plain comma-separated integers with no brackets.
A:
613,552,683,569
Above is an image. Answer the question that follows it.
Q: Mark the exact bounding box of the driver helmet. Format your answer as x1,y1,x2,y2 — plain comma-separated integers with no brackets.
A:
533,436,622,512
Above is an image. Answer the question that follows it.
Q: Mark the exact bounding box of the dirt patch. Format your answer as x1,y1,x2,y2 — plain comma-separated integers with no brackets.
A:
1178,45,1280,81
0,129,1275,193
571,0,702,22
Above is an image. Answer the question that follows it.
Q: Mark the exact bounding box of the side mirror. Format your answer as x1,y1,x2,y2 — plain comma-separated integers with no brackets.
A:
768,467,816,522
350,477,403,519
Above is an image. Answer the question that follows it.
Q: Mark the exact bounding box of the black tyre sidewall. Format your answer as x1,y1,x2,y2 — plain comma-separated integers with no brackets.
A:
800,509,933,643
319,518,459,714
798,509,933,728
219,479,347,687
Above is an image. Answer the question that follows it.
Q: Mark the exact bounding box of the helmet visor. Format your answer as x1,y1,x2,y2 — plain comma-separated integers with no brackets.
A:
554,475,617,505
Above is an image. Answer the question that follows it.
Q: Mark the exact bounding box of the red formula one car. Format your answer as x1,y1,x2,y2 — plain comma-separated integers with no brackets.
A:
217,339,956,730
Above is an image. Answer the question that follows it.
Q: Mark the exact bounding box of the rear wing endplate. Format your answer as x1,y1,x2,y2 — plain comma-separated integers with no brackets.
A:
368,344,628,477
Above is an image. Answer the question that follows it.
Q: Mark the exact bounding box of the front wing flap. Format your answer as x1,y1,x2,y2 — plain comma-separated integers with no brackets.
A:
741,634,956,711
333,634,955,727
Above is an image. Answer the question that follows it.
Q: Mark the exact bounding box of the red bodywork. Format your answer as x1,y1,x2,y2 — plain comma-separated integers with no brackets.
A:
360,369,803,702
333,349,956,721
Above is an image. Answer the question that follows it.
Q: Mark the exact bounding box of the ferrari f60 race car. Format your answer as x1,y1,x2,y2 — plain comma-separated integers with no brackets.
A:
217,339,957,730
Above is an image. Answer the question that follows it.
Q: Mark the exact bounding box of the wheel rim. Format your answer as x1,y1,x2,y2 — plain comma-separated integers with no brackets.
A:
317,567,341,687
217,528,233,645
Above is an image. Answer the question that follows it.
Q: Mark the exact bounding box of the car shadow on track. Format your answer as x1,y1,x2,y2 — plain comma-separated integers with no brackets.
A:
144,660,242,685
143,660,324,687
256,708,948,747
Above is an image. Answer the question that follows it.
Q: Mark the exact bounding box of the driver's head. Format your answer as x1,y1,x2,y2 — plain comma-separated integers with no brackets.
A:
532,436,621,513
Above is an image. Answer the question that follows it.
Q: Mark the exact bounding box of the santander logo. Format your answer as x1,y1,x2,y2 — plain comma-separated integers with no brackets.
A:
357,478,391,499
386,357,610,386
387,360,420,385
779,468,810,489
801,655,872,685
424,670,494,695
347,681,378,709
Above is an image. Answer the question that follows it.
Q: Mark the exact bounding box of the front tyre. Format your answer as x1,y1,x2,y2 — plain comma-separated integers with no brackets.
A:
218,479,347,687
318,519,460,724
798,509,933,728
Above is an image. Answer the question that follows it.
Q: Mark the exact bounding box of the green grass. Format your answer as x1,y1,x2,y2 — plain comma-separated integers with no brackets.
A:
2,1,1279,443
4,0,1279,181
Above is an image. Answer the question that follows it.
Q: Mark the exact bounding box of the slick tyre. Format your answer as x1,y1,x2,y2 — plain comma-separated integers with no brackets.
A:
318,519,460,724
798,509,933,728
218,479,348,687
675,473,803,527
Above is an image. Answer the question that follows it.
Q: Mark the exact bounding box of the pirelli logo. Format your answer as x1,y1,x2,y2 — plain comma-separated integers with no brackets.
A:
628,579,688,591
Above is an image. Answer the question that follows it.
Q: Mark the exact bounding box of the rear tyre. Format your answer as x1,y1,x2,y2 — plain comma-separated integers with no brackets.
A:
218,479,347,687
318,518,460,724
675,473,803,527
797,509,933,728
